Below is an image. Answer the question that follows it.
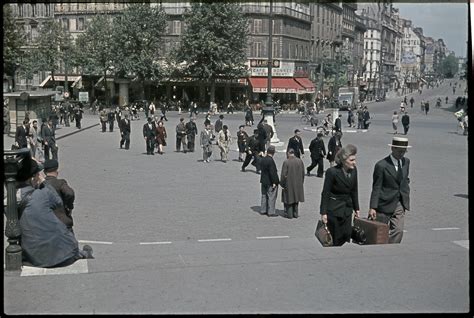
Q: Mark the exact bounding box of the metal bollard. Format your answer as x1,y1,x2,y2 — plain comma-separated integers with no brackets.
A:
4,148,30,271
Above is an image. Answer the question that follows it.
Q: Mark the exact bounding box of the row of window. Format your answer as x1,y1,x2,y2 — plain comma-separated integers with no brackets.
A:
249,41,310,60
14,3,53,18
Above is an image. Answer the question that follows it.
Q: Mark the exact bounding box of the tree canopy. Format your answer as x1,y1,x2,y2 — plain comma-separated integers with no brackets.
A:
172,1,249,101
439,54,459,78
3,5,26,78
33,18,73,86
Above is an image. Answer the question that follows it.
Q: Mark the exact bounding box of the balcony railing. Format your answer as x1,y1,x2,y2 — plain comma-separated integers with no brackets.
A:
240,4,311,23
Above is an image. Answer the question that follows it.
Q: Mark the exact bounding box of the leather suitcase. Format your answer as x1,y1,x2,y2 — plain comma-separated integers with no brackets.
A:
353,218,389,244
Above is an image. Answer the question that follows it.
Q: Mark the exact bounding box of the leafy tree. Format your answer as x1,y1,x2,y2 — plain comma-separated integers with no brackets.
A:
172,1,249,103
113,4,167,99
74,14,116,105
3,5,27,90
34,18,73,88
439,54,459,78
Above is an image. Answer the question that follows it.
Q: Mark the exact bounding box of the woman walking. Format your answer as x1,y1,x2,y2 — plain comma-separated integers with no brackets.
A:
320,144,360,246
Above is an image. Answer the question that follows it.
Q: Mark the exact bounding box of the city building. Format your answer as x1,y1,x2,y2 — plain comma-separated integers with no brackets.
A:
359,2,403,99
400,18,424,92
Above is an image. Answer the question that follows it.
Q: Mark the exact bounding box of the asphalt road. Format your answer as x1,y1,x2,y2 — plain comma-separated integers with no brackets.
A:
3,78,469,314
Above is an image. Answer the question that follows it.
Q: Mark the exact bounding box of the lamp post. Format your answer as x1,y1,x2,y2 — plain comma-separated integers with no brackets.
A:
334,46,341,101
263,0,280,144
3,148,31,271
61,44,69,98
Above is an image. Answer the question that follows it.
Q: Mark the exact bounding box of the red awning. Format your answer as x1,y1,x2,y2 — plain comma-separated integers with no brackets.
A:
294,78,315,94
249,77,304,94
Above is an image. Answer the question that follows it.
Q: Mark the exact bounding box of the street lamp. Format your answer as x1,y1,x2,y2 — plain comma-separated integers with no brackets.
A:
263,0,280,144
334,46,341,100
61,44,70,99
3,148,31,271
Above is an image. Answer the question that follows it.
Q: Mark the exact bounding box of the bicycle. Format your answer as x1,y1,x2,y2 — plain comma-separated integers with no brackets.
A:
315,124,334,137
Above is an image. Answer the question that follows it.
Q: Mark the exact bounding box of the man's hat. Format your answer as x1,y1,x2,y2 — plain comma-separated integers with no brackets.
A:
17,158,43,182
294,129,301,134
389,137,412,148
43,159,59,172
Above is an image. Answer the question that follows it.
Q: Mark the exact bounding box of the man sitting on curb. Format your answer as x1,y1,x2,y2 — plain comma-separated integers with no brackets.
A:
17,157,93,268
43,159,75,231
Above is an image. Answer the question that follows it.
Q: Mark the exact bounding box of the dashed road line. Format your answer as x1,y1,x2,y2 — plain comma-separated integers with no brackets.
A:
257,236,290,240
78,240,113,245
432,227,460,231
139,241,172,245
197,238,232,242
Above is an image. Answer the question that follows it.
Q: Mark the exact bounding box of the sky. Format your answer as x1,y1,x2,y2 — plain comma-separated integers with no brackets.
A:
394,2,468,57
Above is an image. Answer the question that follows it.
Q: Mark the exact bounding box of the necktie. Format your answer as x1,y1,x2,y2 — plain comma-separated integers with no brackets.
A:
397,160,403,182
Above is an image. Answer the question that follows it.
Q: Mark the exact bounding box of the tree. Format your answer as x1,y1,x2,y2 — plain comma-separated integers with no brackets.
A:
113,4,167,100
74,14,116,106
34,18,73,88
439,54,459,78
172,1,249,103
3,5,27,90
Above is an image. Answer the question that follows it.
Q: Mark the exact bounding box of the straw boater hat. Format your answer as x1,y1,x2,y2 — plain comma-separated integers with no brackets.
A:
388,136,412,148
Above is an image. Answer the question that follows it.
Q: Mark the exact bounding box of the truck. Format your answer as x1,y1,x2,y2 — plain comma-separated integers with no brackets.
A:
337,87,359,110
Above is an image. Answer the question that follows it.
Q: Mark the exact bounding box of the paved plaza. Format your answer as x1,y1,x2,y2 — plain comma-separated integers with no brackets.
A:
3,78,469,314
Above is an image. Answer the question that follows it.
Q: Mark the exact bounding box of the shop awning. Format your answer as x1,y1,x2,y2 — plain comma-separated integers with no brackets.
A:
294,77,315,94
39,75,82,88
249,77,304,94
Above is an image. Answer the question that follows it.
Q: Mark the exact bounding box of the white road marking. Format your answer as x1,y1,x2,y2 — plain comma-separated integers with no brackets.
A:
453,240,469,249
432,227,460,231
20,259,89,277
78,240,113,245
197,238,232,242
257,236,290,240
139,241,172,245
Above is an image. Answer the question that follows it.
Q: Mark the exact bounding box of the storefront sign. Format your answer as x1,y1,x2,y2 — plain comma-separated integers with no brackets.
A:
79,92,89,103
249,61,295,77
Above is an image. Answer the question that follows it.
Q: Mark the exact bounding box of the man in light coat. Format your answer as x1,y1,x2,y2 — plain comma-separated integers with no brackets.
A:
217,125,232,163
280,148,305,218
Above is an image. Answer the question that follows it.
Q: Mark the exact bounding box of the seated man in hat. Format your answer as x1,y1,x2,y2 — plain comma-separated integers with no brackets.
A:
42,159,75,230
368,137,412,243
16,156,92,268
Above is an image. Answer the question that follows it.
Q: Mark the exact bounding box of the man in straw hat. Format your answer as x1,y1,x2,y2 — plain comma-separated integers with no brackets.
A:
368,136,412,243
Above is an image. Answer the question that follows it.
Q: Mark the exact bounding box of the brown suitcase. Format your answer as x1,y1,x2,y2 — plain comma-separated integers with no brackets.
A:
353,218,389,244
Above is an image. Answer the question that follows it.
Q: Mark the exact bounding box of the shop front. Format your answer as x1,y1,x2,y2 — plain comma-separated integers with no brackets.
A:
4,91,56,135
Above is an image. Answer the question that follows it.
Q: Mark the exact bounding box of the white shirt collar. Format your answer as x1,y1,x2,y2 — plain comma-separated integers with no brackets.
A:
390,154,402,169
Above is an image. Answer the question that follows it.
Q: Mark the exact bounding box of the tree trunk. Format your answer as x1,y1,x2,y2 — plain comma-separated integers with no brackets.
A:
103,69,109,107
210,79,216,103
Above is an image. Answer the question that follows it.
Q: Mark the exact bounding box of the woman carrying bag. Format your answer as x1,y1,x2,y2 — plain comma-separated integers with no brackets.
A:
320,144,360,246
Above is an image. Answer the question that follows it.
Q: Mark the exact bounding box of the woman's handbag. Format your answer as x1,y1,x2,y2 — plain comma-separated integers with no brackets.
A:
315,220,333,247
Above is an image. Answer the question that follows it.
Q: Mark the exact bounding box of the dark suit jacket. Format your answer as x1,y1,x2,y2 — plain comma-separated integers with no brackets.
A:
309,137,326,159
335,117,342,131
120,118,131,133
43,176,75,228
41,124,56,146
287,136,304,157
260,155,279,186
369,156,410,213
15,125,29,148
143,122,156,139
320,166,359,218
